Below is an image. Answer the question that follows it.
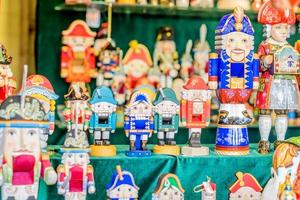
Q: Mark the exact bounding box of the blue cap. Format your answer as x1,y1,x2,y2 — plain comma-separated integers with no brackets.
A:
90,86,117,105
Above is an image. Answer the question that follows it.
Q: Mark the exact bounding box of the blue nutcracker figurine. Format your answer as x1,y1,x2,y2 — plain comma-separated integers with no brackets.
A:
208,7,259,155
153,88,180,156
124,90,154,157
89,86,118,157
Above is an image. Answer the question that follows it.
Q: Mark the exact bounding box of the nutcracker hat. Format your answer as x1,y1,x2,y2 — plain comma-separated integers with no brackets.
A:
126,90,152,109
153,173,185,195
0,44,12,65
258,0,296,25
62,20,96,37
215,7,254,36
123,40,153,66
183,76,208,90
64,83,90,101
90,86,117,105
25,75,59,100
106,166,139,191
153,88,179,106
229,172,262,193
156,26,174,41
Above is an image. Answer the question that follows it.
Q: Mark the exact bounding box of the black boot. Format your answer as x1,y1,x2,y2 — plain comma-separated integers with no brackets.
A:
258,140,270,154
189,133,201,147
158,139,165,146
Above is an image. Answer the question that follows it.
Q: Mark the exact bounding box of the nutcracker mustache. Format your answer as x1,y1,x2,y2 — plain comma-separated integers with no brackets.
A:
231,49,245,54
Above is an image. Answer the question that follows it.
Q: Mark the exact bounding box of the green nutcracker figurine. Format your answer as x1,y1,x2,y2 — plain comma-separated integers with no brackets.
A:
153,88,180,156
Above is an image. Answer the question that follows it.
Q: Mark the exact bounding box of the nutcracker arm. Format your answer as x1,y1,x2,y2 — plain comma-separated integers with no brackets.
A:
57,165,67,195
87,165,96,194
63,107,72,130
252,53,260,90
180,100,187,126
208,53,219,89
84,109,92,130
111,113,117,133
0,166,3,186
86,47,97,78
61,46,70,78
154,114,159,133
89,114,95,133
41,154,57,185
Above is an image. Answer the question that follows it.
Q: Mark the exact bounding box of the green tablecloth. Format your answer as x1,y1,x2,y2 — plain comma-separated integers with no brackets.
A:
35,144,273,200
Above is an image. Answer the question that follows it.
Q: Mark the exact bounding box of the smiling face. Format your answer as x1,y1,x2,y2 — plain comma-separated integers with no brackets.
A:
128,102,152,116
158,188,184,200
62,152,89,167
155,100,179,116
270,23,289,43
224,32,253,62
64,36,94,52
230,187,261,200
3,127,41,166
91,102,116,115
109,184,138,199
125,60,149,78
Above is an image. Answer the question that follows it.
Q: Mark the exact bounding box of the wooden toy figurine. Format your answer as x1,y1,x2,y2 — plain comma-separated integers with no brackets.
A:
217,0,251,10
209,7,259,155
0,66,57,200
61,20,97,83
152,173,184,200
256,0,298,154
229,172,263,200
63,83,91,149
89,86,117,156
181,76,211,156
0,44,16,103
193,177,216,200
153,88,180,156
57,150,96,200
24,74,59,151
106,165,139,200
154,26,180,89
124,90,154,157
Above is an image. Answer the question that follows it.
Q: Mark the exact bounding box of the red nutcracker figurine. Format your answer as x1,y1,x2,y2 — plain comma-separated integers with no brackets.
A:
0,44,16,103
181,76,211,156
61,20,97,84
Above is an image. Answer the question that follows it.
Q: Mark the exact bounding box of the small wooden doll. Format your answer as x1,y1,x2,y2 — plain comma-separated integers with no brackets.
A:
153,88,180,156
123,40,153,99
0,94,57,200
181,76,211,156
217,0,251,10
63,83,91,149
61,20,97,83
152,173,184,200
0,44,16,103
124,90,154,157
154,26,180,89
106,165,139,200
209,7,259,156
229,172,263,200
193,177,216,200
24,75,59,150
57,149,96,200
256,0,298,154
89,86,117,156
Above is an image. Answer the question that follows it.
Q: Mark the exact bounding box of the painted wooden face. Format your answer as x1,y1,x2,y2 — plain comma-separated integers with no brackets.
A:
62,152,89,167
155,100,179,116
125,60,149,78
270,23,289,43
128,102,152,116
157,188,184,200
157,41,176,54
108,184,138,199
224,32,252,62
3,127,41,166
91,102,116,115
230,187,261,200
182,89,210,101
277,153,300,185
64,36,94,52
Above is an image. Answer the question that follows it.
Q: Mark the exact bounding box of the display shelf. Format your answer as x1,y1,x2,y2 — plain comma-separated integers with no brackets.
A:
54,2,259,18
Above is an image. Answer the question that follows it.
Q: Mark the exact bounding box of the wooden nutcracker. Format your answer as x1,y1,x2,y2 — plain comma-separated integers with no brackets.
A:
152,173,184,200
89,86,118,157
124,90,154,157
217,0,251,10
61,20,97,83
0,44,16,103
106,165,139,200
153,88,180,156
154,26,180,89
63,83,91,149
0,66,57,200
229,172,263,200
209,7,259,156
181,76,211,156
256,0,299,154
24,74,59,151
193,177,216,200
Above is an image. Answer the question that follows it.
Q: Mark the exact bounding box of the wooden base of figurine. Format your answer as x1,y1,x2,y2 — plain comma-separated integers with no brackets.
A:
181,146,209,156
125,150,152,157
217,0,250,10
215,149,249,156
90,145,116,157
117,0,136,4
153,145,180,156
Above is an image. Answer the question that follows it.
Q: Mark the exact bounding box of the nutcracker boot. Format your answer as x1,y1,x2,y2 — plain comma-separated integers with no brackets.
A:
274,114,288,150
166,132,176,145
142,140,148,150
94,130,102,145
189,128,201,147
258,114,272,154
158,131,165,145
130,140,136,151
102,131,110,145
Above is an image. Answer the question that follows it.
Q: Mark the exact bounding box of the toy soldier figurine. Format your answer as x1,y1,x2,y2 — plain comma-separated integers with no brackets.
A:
61,20,97,83
89,86,118,156
0,44,16,103
153,88,180,156
256,0,299,154
106,165,139,200
152,173,185,200
193,177,217,200
63,83,91,149
57,150,96,200
154,26,180,89
124,90,154,157
181,76,211,156
0,92,57,199
209,7,259,156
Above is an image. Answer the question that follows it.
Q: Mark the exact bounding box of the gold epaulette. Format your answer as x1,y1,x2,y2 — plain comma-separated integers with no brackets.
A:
209,53,218,59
